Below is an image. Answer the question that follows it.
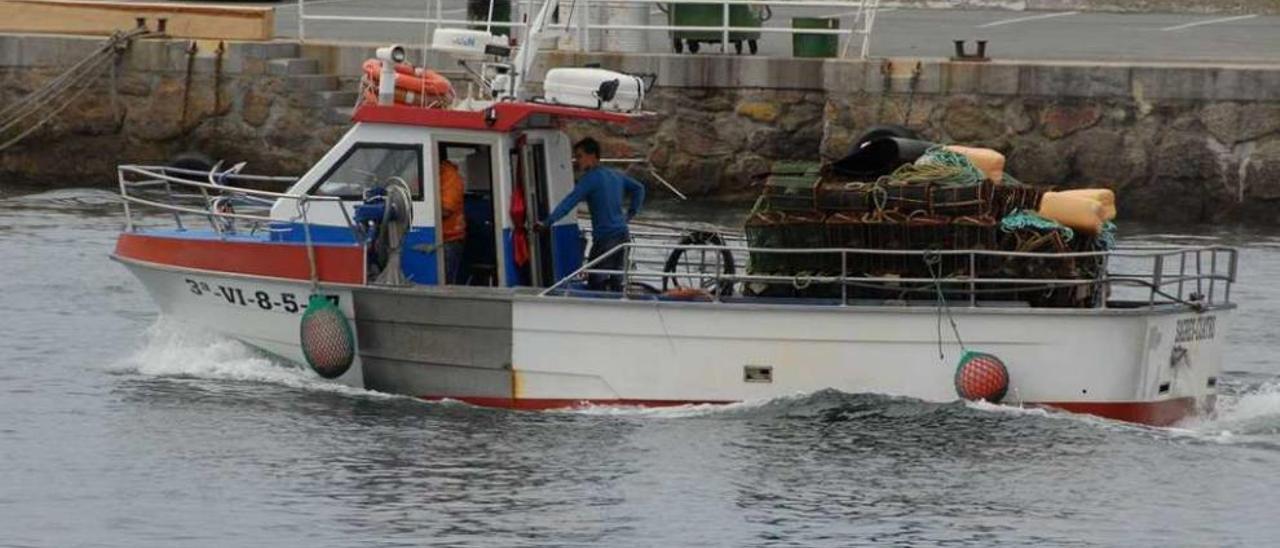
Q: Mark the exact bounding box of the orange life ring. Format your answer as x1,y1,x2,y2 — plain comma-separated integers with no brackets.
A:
360,87,452,108
361,59,454,98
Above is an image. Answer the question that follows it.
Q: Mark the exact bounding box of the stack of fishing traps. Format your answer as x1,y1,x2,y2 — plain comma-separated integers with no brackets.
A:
744,149,1111,308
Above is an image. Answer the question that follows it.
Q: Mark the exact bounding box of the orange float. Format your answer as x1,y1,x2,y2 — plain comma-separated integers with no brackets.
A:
361,59,454,107
360,87,453,108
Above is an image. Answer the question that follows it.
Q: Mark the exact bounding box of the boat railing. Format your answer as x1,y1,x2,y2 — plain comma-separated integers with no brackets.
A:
540,240,1238,310
117,163,363,242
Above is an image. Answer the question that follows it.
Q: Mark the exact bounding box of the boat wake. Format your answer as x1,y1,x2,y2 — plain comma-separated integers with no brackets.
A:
1177,375,1280,447
564,389,1053,423
112,319,390,400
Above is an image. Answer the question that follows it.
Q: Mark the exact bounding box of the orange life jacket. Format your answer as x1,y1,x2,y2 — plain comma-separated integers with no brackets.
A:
440,161,465,243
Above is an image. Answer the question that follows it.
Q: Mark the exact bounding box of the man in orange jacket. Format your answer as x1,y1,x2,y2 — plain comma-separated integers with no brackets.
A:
440,159,466,284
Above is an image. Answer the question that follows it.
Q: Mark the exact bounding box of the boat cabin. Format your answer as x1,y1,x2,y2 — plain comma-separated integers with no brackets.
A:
267,101,636,289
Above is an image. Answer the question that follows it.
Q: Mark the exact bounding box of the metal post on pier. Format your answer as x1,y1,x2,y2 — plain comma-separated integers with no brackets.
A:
435,0,444,45
580,0,590,52
297,0,305,42
721,2,730,53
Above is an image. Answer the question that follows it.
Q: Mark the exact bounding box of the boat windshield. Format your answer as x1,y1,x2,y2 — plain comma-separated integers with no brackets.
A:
310,143,423,200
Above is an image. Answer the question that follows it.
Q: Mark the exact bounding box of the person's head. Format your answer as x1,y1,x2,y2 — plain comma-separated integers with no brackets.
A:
572,138,601,172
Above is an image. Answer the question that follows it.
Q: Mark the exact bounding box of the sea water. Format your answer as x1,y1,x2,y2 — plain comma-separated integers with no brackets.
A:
2,187,1278,547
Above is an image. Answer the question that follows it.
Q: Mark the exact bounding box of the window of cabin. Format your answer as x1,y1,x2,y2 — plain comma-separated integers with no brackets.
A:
310,143,422,199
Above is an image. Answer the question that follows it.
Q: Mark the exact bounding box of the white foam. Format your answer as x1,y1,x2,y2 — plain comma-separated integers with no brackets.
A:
113,319,394,399
558,391,816,419
1214,382,1280,424
965,399,1051,418
1172,380,1280,442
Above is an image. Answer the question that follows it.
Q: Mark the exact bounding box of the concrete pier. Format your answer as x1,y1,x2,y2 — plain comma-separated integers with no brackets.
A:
2,33,1279,222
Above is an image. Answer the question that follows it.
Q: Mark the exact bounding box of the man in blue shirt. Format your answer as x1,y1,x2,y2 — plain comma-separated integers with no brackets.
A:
534,138,645,291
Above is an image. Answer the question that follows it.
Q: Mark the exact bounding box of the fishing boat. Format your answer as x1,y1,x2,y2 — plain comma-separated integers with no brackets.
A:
110,2,1236,426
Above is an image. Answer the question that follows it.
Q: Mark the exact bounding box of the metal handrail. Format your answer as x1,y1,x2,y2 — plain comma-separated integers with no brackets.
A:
539,240,1238,309
297,0,880,59
117,164,362,242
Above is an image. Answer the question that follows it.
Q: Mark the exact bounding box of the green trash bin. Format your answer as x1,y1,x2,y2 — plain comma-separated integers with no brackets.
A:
467,0,512,37
792,17,839,58
664,3,771,55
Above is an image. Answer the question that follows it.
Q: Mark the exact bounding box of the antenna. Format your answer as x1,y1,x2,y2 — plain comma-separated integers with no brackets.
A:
507,0,556,100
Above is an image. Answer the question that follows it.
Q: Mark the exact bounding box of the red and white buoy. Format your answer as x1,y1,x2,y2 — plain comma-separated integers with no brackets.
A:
954,351,1010,403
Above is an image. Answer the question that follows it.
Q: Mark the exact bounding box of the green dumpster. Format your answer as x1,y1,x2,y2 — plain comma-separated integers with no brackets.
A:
792,17,838,58
664,3,771,55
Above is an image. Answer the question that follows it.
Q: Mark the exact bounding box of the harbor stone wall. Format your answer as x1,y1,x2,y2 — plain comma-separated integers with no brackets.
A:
3,34,1280,223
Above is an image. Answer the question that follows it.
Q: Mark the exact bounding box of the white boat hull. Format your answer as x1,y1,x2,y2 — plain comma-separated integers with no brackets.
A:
116,256,1227,426
119,260,365,387
350,285,1227,426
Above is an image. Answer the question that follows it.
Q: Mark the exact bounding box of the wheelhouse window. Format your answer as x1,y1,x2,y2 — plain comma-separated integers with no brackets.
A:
311,143,422,199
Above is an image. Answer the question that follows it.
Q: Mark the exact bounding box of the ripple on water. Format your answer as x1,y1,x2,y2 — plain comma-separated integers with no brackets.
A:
4,190,1280,547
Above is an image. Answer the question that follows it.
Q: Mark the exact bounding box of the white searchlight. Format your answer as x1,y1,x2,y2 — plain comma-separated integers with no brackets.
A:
375,45,406,105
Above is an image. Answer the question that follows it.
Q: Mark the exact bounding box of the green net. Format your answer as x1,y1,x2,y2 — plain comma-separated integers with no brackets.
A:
999,208,1074,243
1096,221,1118,250
889,146,986,188
299,294,355,379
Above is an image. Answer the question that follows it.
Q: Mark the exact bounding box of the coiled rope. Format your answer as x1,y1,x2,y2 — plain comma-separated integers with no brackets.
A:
888,146,986,188
0,28,147,152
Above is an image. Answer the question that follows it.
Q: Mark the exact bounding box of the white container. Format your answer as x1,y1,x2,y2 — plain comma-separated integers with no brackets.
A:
432,29,506,59
543,67,645,113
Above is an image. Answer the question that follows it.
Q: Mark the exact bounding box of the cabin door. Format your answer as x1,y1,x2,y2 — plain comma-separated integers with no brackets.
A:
518,140,556,287
435,139,501,286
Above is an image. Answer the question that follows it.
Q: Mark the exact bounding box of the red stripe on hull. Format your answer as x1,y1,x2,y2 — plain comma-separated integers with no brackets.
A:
427,396,1203,426
1031,397,1199,426
114,233,364,284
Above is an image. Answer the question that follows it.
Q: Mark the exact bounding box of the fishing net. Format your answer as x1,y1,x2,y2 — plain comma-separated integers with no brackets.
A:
299,294,355,379
1000,209,1074,243
1096,221,1118,251
954,351,1009,403
899,146,986,188
743,151,1116,307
